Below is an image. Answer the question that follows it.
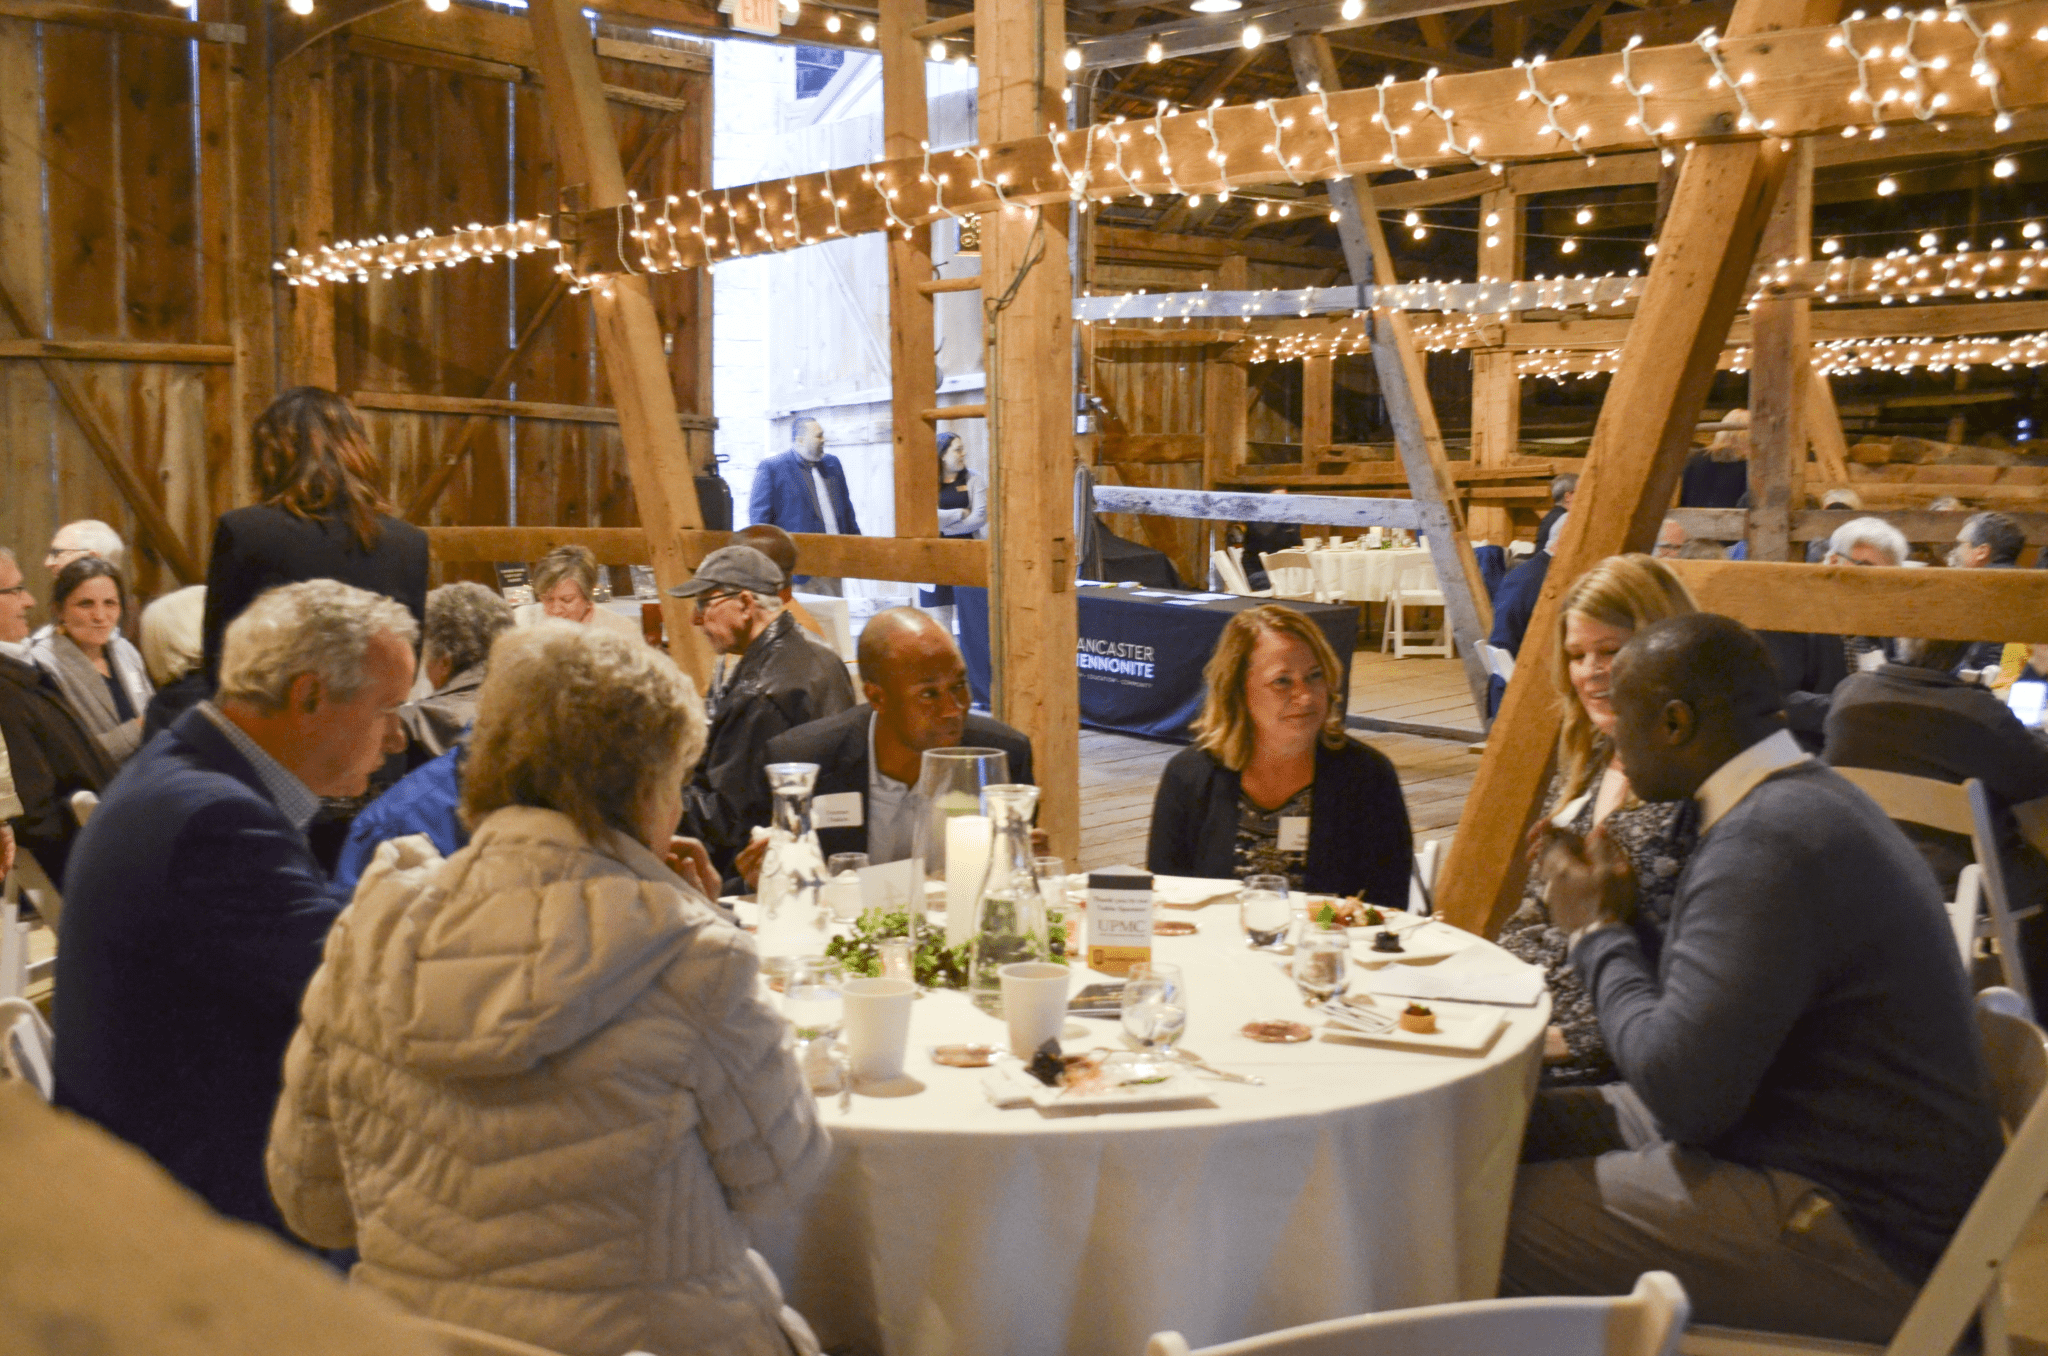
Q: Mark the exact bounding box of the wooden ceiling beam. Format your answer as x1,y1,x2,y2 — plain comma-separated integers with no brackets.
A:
1322,31,1497,72
1078,0,1506,70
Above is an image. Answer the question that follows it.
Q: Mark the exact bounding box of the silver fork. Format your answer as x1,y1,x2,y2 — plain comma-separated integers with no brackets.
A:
1169,1050,1265,1086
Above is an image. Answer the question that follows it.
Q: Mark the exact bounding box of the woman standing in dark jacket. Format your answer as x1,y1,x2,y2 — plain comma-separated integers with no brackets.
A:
1146,604,1411,904
201,388,428,680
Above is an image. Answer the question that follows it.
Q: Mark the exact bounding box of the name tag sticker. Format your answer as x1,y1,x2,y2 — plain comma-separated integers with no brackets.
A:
1277,817,1310,852
813,791,864,829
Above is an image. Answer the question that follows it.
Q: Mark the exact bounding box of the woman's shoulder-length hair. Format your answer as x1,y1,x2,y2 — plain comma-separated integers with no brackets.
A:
250,387,394,552
1190,604,1349,772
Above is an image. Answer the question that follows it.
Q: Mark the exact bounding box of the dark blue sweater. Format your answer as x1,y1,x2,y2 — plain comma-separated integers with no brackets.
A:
1574,761,2003,1281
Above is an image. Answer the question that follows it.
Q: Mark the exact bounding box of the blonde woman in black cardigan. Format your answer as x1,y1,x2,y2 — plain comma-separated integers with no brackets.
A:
1146,605,1411,904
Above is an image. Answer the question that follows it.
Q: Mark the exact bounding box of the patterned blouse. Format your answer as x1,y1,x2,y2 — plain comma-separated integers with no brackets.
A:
1496,765,1700,1087
1234,784,1314,890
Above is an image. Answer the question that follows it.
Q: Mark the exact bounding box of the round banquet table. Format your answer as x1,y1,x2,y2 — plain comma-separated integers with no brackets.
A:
1301,546,1435,604
749,891,1548,1356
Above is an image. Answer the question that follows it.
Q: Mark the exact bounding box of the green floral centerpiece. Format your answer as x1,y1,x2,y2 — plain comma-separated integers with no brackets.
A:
823,908,1067,991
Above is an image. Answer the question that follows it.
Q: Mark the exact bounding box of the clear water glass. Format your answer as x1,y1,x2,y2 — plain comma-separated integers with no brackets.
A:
1240,874,1293,950
1292,930,1349,1006
1120,962,1187,1053
784,957,845,1043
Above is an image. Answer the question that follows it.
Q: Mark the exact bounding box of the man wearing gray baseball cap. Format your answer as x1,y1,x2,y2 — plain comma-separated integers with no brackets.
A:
671,544,854,878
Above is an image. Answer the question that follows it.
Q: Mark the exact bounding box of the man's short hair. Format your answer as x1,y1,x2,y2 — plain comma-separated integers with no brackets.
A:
791,416,822,441
1962,511,2026,566
54,520,126,571
1550,473,1580,504
1617,613,1785,724
423,581,514,675
1828,516,1909,566
217,580,418,714
734,523,799,585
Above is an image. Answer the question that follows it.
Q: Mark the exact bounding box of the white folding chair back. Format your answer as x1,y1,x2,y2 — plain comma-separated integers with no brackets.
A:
1473,641,1516,683
1409,838,1444,915
1212,550,1264,597
0,889,26,1002
1384,567,1451,659
69,789,98,825
0,995,53,1101
6,847,61,933
1968,778,2044,1016
1147,1271,1688,1356
1683,994,2048,1356
1262,551,1314,601
1832,766,1990,979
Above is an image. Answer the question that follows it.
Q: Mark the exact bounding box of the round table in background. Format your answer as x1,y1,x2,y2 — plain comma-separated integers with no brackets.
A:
751,893,1548,1356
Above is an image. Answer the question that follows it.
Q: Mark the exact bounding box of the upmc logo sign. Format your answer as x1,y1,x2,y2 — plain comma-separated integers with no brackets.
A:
1077,636,1155,683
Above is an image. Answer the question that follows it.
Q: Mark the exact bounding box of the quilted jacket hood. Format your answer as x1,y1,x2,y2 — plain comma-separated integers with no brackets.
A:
339,805,705,1077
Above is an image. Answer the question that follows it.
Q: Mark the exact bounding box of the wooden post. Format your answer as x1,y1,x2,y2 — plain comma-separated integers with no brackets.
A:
276,37,336,390
526,0,713,687
1469,185,1521,543
1747,137,1813,562
978,0,1079,862
881,0,940,540
1807,366,1851,484
1286,33,1493,717
1300,355,1332,458
1202,254,1248,488
1432,0,1842,939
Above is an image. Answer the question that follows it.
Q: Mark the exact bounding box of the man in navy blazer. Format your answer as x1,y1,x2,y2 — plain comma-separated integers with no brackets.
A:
54,580,417,1239
749,418,860,592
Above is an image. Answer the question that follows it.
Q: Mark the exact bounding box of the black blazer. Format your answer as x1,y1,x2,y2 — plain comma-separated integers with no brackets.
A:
201,505,430,679
53,706,345,1237
0,652,116,888
1146,738,1412,905
763,706,1035,862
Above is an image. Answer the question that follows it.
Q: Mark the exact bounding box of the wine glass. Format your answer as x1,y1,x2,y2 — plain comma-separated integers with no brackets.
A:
1292,930,1349,1007
784,956,845,1044
1120,962,1187,1054
825,852,870,922
1239,874,1292,950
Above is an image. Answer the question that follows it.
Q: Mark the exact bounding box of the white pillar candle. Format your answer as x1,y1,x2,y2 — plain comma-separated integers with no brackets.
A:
945,814,993,947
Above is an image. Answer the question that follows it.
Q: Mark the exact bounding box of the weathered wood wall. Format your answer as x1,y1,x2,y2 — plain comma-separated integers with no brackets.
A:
0,11,238,602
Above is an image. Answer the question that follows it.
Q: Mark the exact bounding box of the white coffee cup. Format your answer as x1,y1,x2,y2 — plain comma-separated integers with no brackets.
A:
842,978,917,1083
1000,962,1071,1057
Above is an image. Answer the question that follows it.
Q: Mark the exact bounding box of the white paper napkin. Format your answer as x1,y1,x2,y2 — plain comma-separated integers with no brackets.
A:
1362,950,1547,1007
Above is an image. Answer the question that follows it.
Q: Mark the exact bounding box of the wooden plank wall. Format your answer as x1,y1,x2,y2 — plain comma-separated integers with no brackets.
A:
0,11,233,603
321,38,711,586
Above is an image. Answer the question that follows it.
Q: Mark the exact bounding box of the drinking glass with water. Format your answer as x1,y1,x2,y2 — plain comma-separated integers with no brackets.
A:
1120,962,1187,1053
1292,931,1348,1007
784,956,845,1043
1239,874,1292,950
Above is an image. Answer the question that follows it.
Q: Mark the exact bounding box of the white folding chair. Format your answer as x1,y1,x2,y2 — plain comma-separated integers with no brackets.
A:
1682,991,2048,1356
1409,838,1444,915
1384,566,1451,659
1148,1271,1688,1356
1212,550,1266,597
1262,550,1315,602
1832,766,1991,980
4,847,62,933
1473,641,1517,685
1968,779,2044,1017
70,789,98,825
0,995,53,1101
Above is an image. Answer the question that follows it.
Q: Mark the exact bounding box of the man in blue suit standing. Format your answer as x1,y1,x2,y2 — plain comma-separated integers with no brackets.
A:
54,579,417,1239
748,416,860,594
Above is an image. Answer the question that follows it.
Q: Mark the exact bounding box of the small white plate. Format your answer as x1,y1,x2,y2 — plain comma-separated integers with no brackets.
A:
981,1054,1213,1111
1350,920,1468,965
1321,1003,1507,1054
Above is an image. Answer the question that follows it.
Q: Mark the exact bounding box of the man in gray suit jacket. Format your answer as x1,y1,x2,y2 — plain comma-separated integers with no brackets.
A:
753,608,1031,881
1504,613,2003,1342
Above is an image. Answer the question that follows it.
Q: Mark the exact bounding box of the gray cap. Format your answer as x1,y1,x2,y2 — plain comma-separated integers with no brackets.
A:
666,544,784,598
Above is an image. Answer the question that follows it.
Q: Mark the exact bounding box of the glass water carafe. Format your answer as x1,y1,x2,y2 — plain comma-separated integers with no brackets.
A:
756,762,829,970
909,747,1011,940
966,783,1052,1015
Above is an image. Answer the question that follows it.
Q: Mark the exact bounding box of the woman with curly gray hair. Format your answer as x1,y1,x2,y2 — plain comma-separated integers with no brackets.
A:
269,624,830,1356
397,581,514,761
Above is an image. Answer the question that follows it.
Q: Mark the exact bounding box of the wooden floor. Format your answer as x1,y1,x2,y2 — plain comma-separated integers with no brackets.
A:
1074,649,1482,873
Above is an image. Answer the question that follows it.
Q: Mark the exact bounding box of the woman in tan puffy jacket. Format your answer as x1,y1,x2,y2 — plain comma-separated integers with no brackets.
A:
267,622,830,1356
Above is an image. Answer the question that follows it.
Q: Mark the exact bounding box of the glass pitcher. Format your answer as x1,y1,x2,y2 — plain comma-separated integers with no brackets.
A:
965,783,1052,1015
909,747,1011,940
756,762,830,971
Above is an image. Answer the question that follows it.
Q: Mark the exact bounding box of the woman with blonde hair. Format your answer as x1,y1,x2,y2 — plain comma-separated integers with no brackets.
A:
201,387,428,679
1499,552,1700,1086
268,623,828,1356
1146,604,1410,902
514,542,643,642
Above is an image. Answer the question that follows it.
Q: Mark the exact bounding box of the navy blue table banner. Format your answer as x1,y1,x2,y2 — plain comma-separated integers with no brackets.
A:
955,585,1359,741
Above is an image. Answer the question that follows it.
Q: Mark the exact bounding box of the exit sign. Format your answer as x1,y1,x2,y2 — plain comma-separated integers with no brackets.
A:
729,0,780,36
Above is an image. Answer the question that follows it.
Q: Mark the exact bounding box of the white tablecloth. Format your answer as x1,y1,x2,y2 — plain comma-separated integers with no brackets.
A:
752,893,1547,1356
1304,547,1436,604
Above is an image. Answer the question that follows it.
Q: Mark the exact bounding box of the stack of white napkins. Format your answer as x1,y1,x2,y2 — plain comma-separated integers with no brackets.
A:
1361,948,1546,1007
1152,876,1242,910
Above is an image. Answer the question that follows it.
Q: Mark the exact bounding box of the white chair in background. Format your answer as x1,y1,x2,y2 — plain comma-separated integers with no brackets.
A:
1262,550,1315,601
1383,566,1451,659
0,996,53,1101
1831,766,1992,983
1212,550,1265,597
70,789,97,826
1408,838,1444,915
1682,990,2048,1356
1970,780,2045,1016
1473,641,1516,685
1146,1270,1688,1356
4,848,62,933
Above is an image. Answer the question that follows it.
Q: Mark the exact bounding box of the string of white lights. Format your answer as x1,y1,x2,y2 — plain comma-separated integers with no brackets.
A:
1613,36,1679,166
1372,77,1427,179
1257,99,1306,185
1416,67,1498,174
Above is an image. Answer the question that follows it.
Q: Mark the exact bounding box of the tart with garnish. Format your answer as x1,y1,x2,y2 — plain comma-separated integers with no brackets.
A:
1397,1002,1437,1034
